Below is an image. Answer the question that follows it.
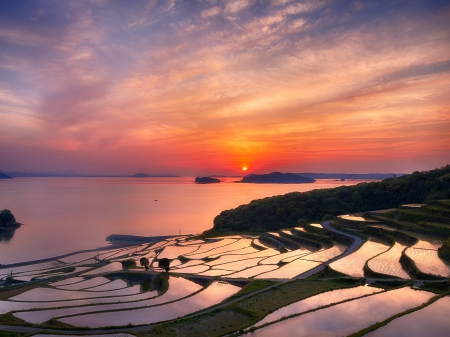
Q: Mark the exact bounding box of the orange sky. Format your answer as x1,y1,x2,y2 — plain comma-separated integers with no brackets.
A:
0,0,449,175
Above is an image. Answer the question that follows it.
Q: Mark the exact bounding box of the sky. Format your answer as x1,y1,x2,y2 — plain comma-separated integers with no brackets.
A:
0,0,449,176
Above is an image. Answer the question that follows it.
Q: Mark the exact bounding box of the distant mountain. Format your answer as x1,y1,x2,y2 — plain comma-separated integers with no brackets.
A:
7,170,96,177
297,173,404,180
6,171,180,178
131,173,151,177
239,172,315,184
130,173,180,177
195,176,220,184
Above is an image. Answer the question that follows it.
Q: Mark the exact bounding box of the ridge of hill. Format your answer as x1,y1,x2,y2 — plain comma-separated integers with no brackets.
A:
212,165,450,232
239,172,315,184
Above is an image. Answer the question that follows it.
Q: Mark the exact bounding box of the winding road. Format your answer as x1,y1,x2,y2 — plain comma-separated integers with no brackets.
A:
294,220,364,279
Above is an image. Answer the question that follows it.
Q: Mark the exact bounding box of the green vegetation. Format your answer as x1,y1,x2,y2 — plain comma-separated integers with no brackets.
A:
420,280,450,293
121,258,137,269
213,165,450,232
438,237,450,261
140,257,150,270
0,332,30,337
140,278,152,292
178,255,191,263
224,279,277,302
38,266,76,275
307,265,352,280
371,279,411,289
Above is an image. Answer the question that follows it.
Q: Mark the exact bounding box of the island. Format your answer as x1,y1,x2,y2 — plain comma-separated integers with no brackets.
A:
195,176,220,184
0,209,22,230
239,172,315,184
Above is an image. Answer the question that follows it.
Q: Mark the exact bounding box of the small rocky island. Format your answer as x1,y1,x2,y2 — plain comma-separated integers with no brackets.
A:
239,172,315,184
195,176,220,184
0,209,22,230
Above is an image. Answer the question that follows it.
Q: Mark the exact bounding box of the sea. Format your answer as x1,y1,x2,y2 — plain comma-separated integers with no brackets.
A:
0,177,369,265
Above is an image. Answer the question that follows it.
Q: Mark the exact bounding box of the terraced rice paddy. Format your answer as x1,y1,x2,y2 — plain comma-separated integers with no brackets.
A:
302,244,346,262
225,265,279,278
254,285,383,327
246,287,435,336
11,284,142,302
338,215,370,222
14,276,202,324
1,219,449,334
256,259,321,279
405,241,450,277
157,245,200,259
52,276,110,290
329,240,390,277
58,281,240,328
368,242,410,279
365,296,450,337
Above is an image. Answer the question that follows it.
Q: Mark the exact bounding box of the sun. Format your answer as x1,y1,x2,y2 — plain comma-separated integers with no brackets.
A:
242,166,248,171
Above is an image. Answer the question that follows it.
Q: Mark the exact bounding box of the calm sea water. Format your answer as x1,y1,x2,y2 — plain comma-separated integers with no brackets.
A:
0,177,366,264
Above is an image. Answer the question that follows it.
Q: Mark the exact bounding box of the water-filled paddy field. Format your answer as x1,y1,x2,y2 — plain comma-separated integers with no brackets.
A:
1,216,449,335
368,242,410,279
365,296,450,337
329,240,390,277
244,287,435,336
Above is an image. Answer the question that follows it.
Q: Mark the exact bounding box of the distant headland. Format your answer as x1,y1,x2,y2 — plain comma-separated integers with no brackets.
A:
195,176,220,184
1,170,179,178
0,171,12,179
129,172,178,178
239,172,315,184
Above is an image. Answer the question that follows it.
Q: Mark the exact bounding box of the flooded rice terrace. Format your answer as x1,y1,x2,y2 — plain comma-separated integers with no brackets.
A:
0,178,449,335
0,230,448,335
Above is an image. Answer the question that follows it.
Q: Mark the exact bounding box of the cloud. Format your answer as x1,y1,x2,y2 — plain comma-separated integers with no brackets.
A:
201,6,221,18
0,0,449,174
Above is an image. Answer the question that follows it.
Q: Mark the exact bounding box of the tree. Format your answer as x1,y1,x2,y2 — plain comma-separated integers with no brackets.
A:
158,258,171,272
0,209,15,226
121,258,136,269
140,257,150,271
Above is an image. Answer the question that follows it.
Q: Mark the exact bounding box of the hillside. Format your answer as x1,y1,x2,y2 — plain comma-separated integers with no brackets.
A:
213,165,450,232
239,172,315,184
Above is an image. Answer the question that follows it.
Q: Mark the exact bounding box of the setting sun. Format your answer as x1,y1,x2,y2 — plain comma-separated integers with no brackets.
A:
242,166,248,171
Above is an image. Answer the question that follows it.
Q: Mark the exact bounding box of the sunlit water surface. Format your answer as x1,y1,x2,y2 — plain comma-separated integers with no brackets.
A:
0,177,365,264
254,285,382,327
365,296,450,337
245,287,435,337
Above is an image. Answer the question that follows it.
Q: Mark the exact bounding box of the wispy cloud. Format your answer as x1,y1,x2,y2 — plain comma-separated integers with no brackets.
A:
0,0,449,174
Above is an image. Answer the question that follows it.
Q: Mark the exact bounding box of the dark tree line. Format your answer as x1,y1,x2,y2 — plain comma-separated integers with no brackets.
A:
213,165,450,232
